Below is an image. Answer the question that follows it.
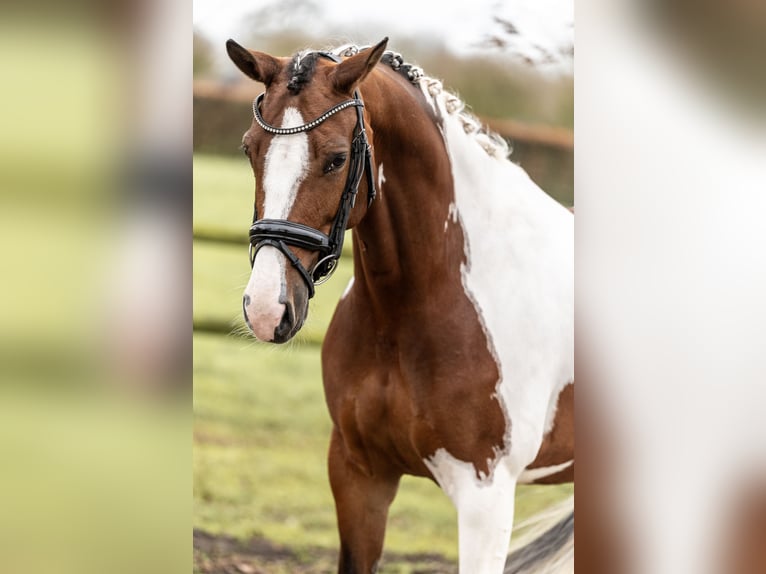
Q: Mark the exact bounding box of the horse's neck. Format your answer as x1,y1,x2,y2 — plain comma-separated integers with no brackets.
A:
352,73,463,309
352,69,570,324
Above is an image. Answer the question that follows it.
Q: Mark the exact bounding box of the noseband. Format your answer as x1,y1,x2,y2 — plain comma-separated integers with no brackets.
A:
248,51,377,299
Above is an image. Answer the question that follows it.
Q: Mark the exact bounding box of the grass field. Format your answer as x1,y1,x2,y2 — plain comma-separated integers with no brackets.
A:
193,154,573,571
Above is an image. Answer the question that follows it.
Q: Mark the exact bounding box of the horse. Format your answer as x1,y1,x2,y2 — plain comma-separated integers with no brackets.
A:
226,37,574,574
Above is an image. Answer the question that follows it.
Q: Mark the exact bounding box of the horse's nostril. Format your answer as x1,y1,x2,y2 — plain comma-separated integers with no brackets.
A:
242,295,252,327
274,303,293,340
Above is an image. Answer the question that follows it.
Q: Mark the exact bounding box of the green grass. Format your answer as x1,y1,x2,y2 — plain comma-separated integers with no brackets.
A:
194,154,254,242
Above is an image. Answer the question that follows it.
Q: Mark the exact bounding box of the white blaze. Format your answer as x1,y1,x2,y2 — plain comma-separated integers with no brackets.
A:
262,108,309,219
243,108,309,341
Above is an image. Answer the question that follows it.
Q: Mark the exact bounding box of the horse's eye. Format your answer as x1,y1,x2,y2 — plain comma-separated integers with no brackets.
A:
241,143,250,157
323,154,347,174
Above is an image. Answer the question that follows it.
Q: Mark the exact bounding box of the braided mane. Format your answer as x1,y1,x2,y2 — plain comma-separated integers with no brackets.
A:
293,43,512,160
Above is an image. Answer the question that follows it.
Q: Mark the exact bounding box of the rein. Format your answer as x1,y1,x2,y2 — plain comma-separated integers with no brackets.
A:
248,51,377,299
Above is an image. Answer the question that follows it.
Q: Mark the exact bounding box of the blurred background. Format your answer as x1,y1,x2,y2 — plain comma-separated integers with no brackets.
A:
0,1,190,573
192,0,573,572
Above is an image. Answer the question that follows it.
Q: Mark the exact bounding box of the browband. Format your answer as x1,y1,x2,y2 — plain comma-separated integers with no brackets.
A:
253,94,364,135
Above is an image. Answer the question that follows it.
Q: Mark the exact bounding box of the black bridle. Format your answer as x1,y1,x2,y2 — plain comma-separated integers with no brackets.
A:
248,51,376,299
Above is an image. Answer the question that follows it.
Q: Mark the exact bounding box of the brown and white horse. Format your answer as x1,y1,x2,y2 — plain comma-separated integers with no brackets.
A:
227,37,574,574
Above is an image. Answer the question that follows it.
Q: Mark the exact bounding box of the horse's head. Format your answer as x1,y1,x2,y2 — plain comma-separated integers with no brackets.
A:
226,38,388,343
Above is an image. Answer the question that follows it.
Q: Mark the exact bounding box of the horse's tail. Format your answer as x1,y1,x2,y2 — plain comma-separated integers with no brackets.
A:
504,495,574,574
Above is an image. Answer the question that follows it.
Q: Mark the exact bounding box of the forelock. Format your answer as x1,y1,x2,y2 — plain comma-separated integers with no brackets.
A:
286,50,319,94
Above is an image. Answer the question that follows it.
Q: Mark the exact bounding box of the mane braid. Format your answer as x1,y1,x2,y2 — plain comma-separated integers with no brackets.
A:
329,44,511,159
287,51,319,94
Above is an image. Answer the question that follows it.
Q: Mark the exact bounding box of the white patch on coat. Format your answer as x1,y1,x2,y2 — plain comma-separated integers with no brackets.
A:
243,108,309,341
377,162,385,195
422,88,573,571
341,276,354,300
544,380,573,436
518,459,574,484
425,448,517,573
432,90,574,478
445,202,458,232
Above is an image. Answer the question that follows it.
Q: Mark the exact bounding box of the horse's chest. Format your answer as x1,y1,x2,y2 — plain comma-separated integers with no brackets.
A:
327,333,507,478
328,360,428,475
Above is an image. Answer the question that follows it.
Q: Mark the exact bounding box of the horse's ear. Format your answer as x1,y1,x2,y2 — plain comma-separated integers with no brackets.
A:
331,37,389,94
226,39,281,86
